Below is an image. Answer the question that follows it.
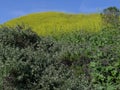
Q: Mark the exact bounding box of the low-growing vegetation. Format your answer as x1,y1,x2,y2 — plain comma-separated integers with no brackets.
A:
1,6,120,90
4,12,102,36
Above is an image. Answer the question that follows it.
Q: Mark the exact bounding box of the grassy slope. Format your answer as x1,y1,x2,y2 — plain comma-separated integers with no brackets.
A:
4,12,102,36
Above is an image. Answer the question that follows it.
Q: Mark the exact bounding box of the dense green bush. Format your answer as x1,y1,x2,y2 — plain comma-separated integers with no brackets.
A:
58,27,120,89
101,6,120,27
1,25,120,89
0,26,92,90
0,25,40,49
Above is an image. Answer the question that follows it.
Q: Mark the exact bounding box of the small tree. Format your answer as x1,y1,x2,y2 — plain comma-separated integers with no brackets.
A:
101,7,120,26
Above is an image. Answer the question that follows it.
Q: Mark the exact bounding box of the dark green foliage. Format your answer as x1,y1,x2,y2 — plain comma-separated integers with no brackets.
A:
58,27,120,89
0,26,91,90
0,25,40,49
101,6,120,26
1,25,120,90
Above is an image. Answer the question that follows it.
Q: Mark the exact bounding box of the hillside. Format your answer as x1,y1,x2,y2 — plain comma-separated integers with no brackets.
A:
1,8,120,89
1,23,120,89
4,12,102,36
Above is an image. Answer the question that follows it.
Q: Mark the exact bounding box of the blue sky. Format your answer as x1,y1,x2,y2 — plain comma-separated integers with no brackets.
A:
0,0,120,24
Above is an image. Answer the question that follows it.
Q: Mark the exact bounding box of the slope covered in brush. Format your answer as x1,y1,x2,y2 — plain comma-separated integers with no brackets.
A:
4,12,102,36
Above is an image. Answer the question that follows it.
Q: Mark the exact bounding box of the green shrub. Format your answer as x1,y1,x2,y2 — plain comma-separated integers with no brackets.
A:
101,6,120,27
1,25,120,89
0,26,92,89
